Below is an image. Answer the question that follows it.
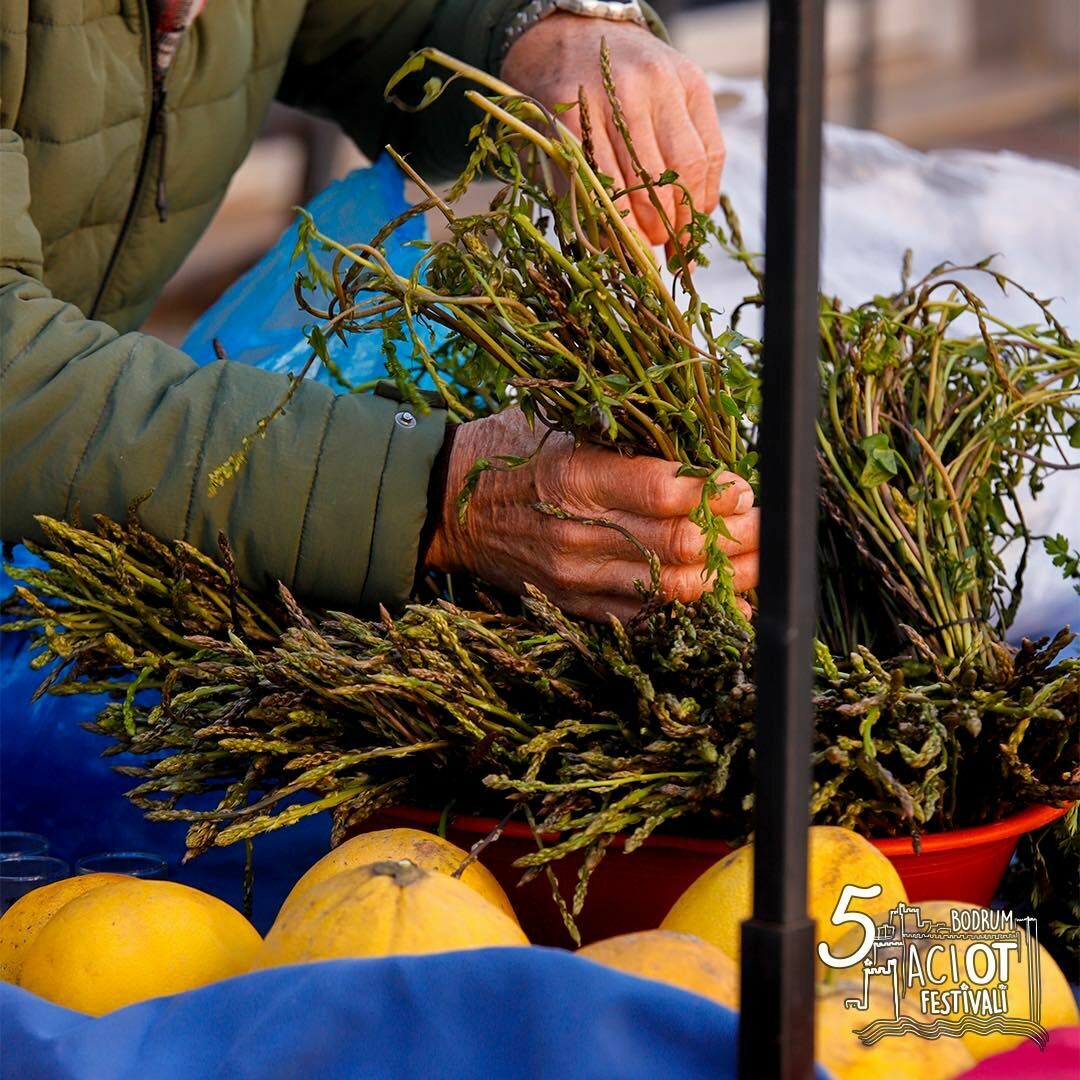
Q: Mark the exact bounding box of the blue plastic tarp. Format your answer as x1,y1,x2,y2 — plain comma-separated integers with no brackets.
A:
0,545,332,932
0,950,779,1080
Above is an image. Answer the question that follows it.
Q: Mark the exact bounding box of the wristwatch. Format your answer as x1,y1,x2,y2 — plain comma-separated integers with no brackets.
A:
501,0,649,59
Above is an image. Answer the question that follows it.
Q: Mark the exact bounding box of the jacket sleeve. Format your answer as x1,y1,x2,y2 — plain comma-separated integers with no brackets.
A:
0,130,446,609
277,0,667,179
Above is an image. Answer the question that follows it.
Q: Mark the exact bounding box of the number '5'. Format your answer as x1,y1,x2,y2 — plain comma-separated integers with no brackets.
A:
817,884,883,969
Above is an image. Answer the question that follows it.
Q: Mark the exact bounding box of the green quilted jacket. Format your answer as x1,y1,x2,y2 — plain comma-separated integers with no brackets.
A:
0,0,532,608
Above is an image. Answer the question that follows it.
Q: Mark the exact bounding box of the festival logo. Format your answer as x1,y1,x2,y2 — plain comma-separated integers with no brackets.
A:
818,885,1049,1050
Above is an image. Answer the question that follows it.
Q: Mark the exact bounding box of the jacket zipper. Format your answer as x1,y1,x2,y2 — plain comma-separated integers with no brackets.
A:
89,5,166,319
154,86,170,223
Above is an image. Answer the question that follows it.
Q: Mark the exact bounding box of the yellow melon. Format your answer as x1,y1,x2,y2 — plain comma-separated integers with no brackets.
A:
18,879,262,1015
0,872,129,985
277,828,516,924
815,979,975,1080
661,826,907,966
256,859,528,968
578,930,739,1009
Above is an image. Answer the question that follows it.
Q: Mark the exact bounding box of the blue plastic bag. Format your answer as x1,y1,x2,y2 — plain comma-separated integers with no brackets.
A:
181,154,433,384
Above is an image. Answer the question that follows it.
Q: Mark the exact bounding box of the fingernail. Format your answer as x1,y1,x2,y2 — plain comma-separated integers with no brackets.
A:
736,490,754,514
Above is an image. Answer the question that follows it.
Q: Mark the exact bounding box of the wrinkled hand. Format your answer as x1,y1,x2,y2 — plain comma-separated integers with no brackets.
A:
501,15,725,251
424,410,759,622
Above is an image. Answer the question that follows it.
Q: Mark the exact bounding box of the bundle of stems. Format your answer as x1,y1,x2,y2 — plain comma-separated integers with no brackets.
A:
4,514,1076,939
4,46,1079,933
813,260,1080,667
266,47,1079,652
296,47,754,466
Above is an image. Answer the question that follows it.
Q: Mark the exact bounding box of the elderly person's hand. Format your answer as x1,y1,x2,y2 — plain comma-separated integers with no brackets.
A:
424,409,759,621
501,15,725,251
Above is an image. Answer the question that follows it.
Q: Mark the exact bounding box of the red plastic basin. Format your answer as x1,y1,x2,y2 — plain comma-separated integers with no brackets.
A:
364,803,1067,946
872,801,1067,905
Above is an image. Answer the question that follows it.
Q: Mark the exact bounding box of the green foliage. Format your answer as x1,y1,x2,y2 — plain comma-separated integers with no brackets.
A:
1045,534,1080,596
858,434,901,489
282,44,759,617
811,264,1080,662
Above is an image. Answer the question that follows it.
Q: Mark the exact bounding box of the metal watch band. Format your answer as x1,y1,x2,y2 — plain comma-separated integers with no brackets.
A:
501,0,648,60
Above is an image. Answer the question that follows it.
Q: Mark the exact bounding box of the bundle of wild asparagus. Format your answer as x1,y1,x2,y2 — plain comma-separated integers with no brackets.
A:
6,513,1076,880
4,47,1078,929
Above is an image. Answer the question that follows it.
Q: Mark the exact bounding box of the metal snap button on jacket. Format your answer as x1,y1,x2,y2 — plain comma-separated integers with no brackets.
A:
394,410,417,429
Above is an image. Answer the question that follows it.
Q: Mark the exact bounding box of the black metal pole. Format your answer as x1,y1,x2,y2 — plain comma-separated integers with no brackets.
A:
737,1,825,1078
